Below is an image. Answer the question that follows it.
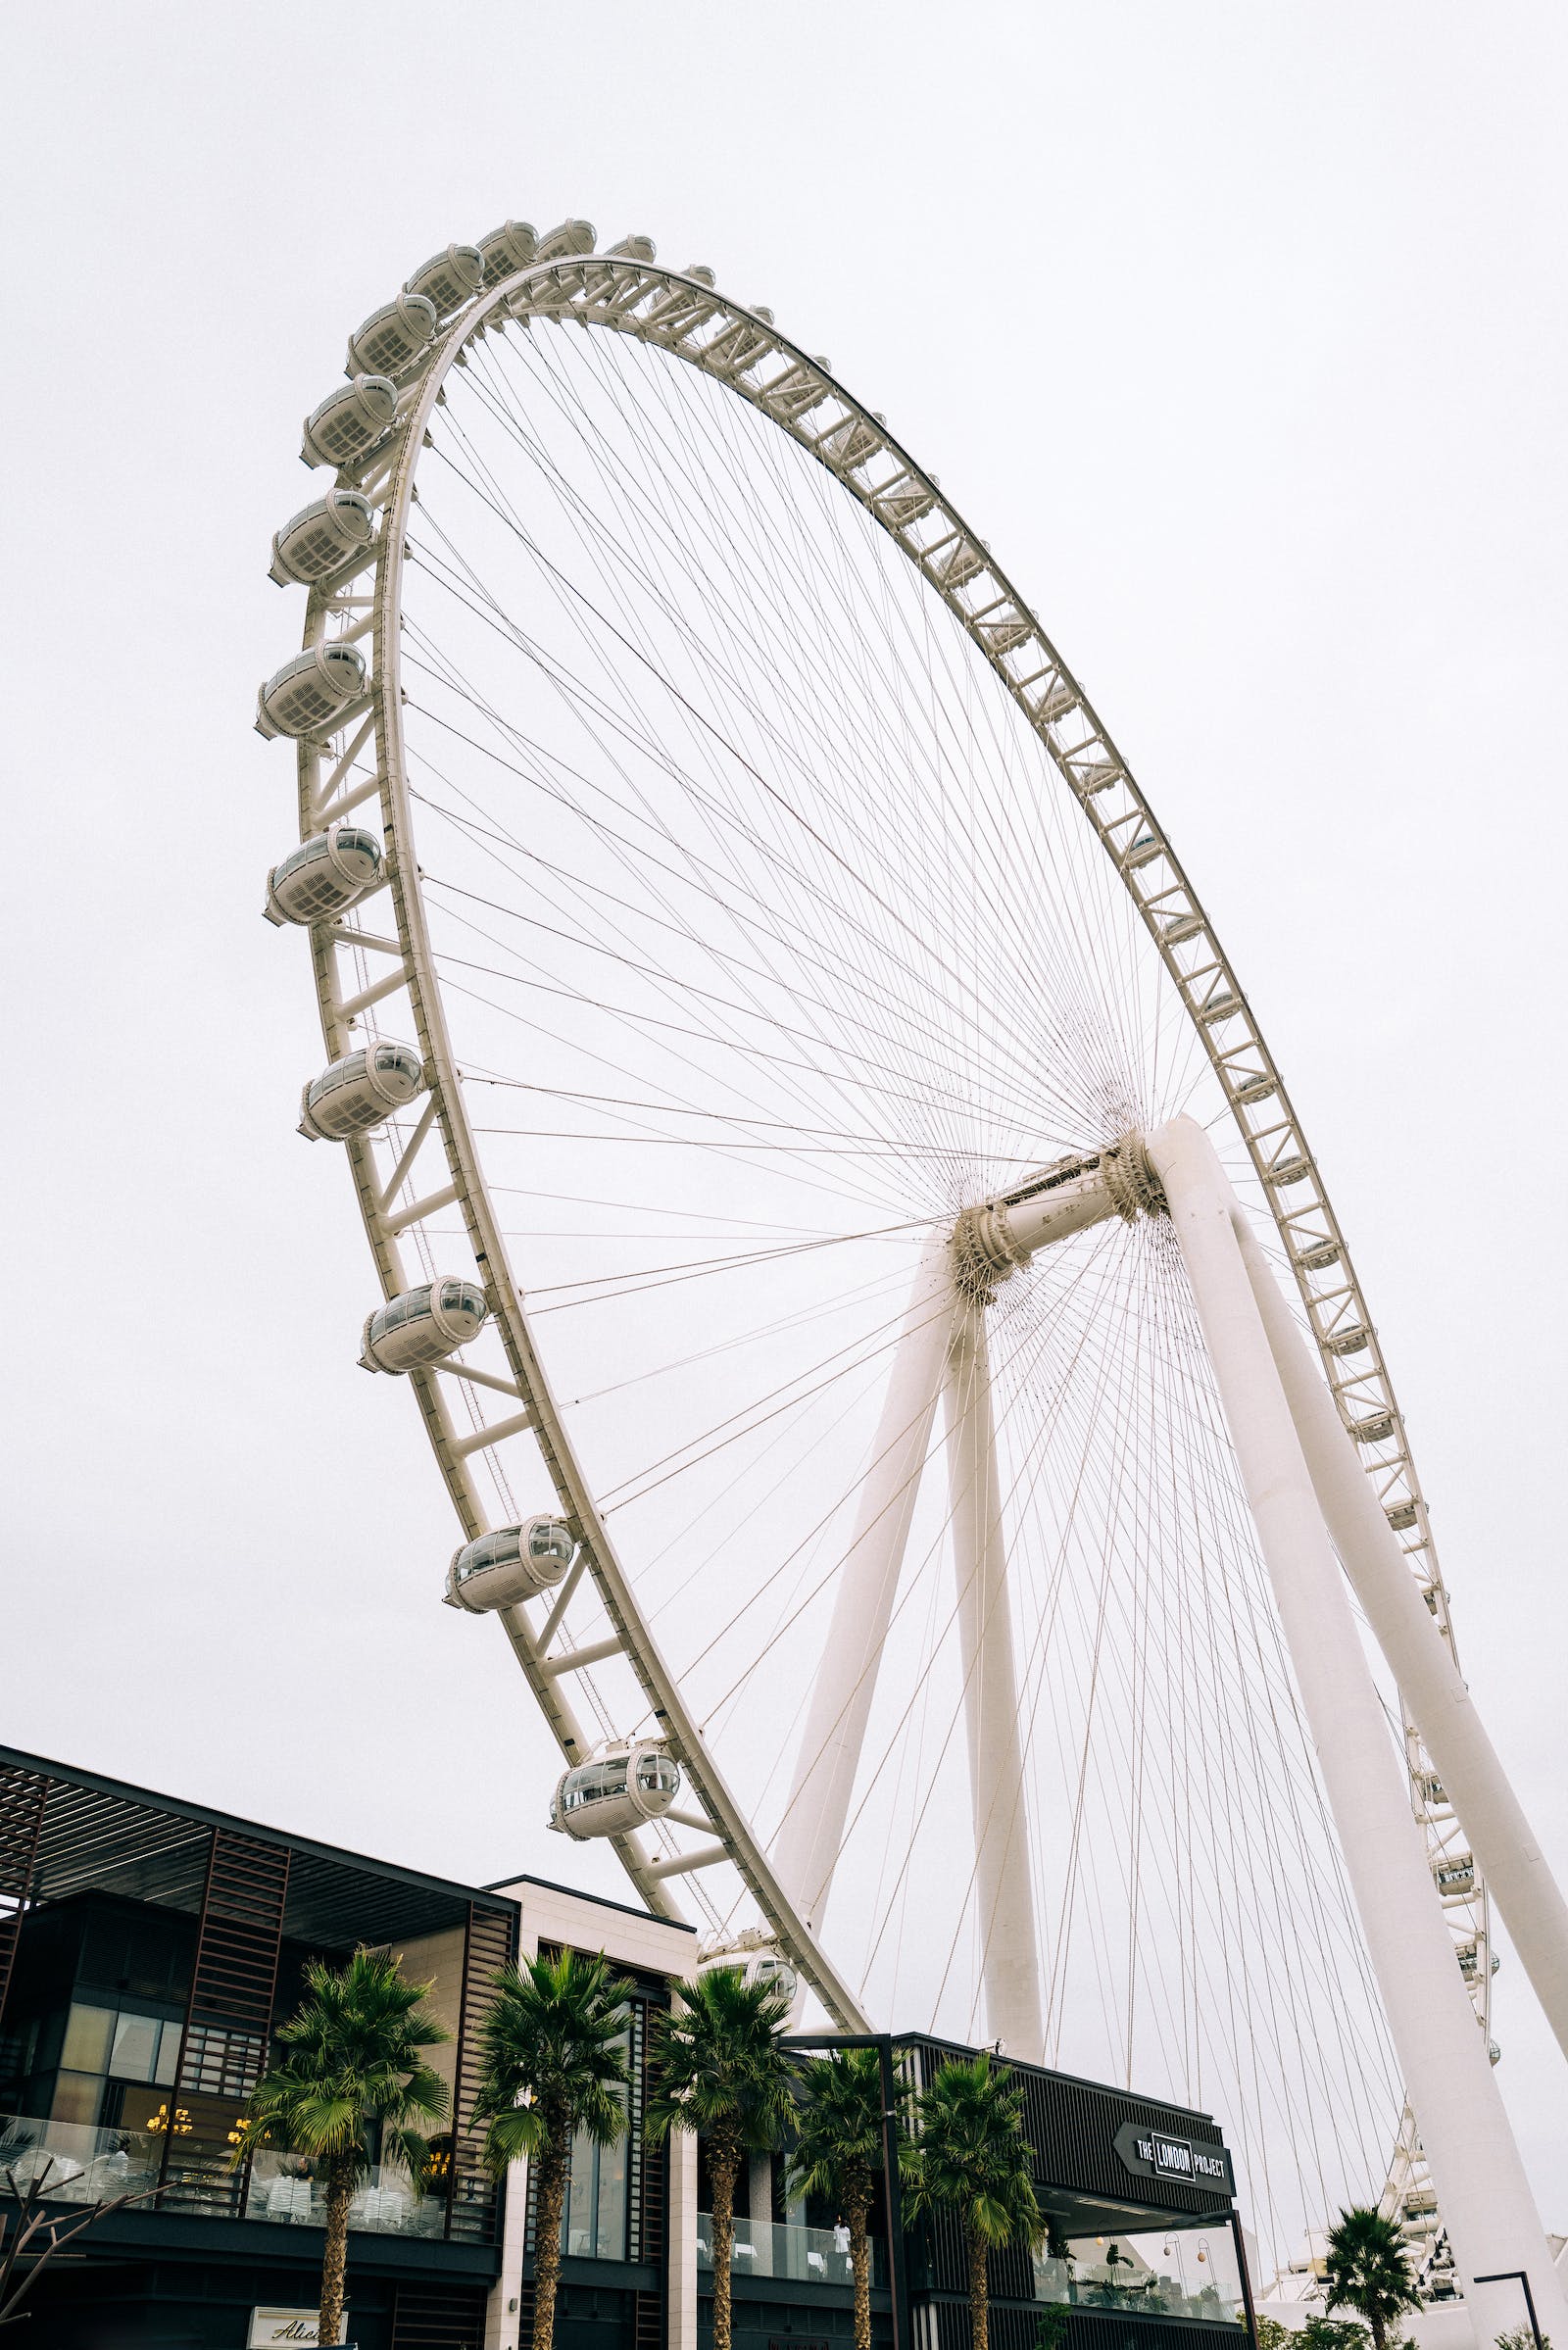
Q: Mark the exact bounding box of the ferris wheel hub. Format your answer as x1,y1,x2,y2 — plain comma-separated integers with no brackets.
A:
953,1132,1165,1297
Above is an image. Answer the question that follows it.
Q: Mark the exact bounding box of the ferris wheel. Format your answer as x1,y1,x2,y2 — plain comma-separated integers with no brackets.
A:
255,220,1568,2312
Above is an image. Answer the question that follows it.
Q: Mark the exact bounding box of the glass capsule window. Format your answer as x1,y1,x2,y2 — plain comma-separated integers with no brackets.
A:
380,1287,430,1334
564,1762,628,1811
273,838,328,886
635,1754,678,1796
372,1044,421,1083
334,826,381,867
309,1053,368,1106
529,1522,574,1564
457,1533,515,1581
437,1278,484,1317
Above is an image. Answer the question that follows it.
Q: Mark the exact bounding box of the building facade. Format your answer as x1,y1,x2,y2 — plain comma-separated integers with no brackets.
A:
1,1751,1250,2350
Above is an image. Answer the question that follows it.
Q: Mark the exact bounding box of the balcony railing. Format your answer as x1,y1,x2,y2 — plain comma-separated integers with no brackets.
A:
697,2215,882,2287
0,2115,161,2203
244,2150,448,2239
0,2116,485,2244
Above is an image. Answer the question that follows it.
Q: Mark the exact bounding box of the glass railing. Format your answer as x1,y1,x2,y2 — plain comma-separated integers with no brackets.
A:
1037,2231,1245,2326
0,2116,471,2243
243,2150,448,2238
0,2114,161,2202
697,2215,882,2286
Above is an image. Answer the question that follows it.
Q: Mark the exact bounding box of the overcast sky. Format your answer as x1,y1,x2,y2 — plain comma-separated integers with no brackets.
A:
3,0,1565,2228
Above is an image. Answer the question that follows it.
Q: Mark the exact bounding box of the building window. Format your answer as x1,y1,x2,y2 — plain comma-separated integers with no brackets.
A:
48,2000,181,2127
557,2016,635,2263
564,2126,629,2260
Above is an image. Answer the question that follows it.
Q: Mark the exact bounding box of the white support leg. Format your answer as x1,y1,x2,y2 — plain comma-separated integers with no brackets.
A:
1231,1212,1568,2070
772,1238,956,1930
667,2126,699,2350
1149,1116,1564,2345
944,1292,1045,2063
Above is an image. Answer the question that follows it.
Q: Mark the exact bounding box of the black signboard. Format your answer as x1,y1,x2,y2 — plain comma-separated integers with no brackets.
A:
1113,2120,1235,2197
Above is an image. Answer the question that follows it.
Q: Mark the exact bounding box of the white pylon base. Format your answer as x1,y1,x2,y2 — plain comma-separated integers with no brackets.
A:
945,1291,1045,2062
1149,1115,1565,2345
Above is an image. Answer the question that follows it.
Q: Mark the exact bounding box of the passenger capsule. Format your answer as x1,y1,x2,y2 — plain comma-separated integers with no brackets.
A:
1350,1411,1396,1445
255,641,368,739
478,220,538,286
606,234,657,263
1433,1853,1476,1900
1160,911,1203,945
1265,1156,1312,1188
1386,1498,1418,1532
1294,1239,1340,1272
1402,2185,1438,2218
360,1277,488,1375
534,220,597,262
264,822,383,927
347,289,438,378
445,1516,577,1612
549,1742,679,1839
1121,833,1162,870
299,1039,424,1139
698,1939,797,2006
405,243,483,318
270,490,376,588
301,373,398,468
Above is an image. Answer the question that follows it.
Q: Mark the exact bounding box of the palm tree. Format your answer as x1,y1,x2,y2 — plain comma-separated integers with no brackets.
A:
470,1948,635,2350
234,1946,449,2349
1323,2207,1421,2350
646,1967,795,2350
787,2046,892,2350
901,2053,1043,2350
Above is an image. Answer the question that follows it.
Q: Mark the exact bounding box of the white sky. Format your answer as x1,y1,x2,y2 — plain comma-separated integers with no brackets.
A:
3,0,1565,2231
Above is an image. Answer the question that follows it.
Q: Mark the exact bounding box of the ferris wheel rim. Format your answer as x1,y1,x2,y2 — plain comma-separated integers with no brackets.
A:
283,241,1487,2077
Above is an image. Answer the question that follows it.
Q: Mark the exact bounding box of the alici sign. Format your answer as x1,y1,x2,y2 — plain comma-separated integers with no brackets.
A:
1113,2121,1235,2196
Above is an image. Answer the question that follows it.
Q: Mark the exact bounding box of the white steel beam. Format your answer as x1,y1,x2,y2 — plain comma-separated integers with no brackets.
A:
944,1292,1045,2062
1231,1212,1568,2068
772,1238,956,1931
1149,1115,1565,2346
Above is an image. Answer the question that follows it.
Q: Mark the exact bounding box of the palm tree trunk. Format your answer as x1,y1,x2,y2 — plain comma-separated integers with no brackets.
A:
849,2195,872,2350
710,2139,741,2350
966,2226,990,2350
318,2165,354,2347
532,2138,569,2350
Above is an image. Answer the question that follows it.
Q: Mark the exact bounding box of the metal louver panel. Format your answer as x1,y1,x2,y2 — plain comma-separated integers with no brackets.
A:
159,1829,290,2215
0,1767,48,2036
391,2280,489,2348
446,1898,515,2242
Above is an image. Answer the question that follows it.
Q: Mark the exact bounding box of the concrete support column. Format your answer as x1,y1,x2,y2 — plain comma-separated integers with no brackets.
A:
748,2152,773,2275
484,1925,539,2350
667,2127,699,2350
1149,1115,1564,2346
